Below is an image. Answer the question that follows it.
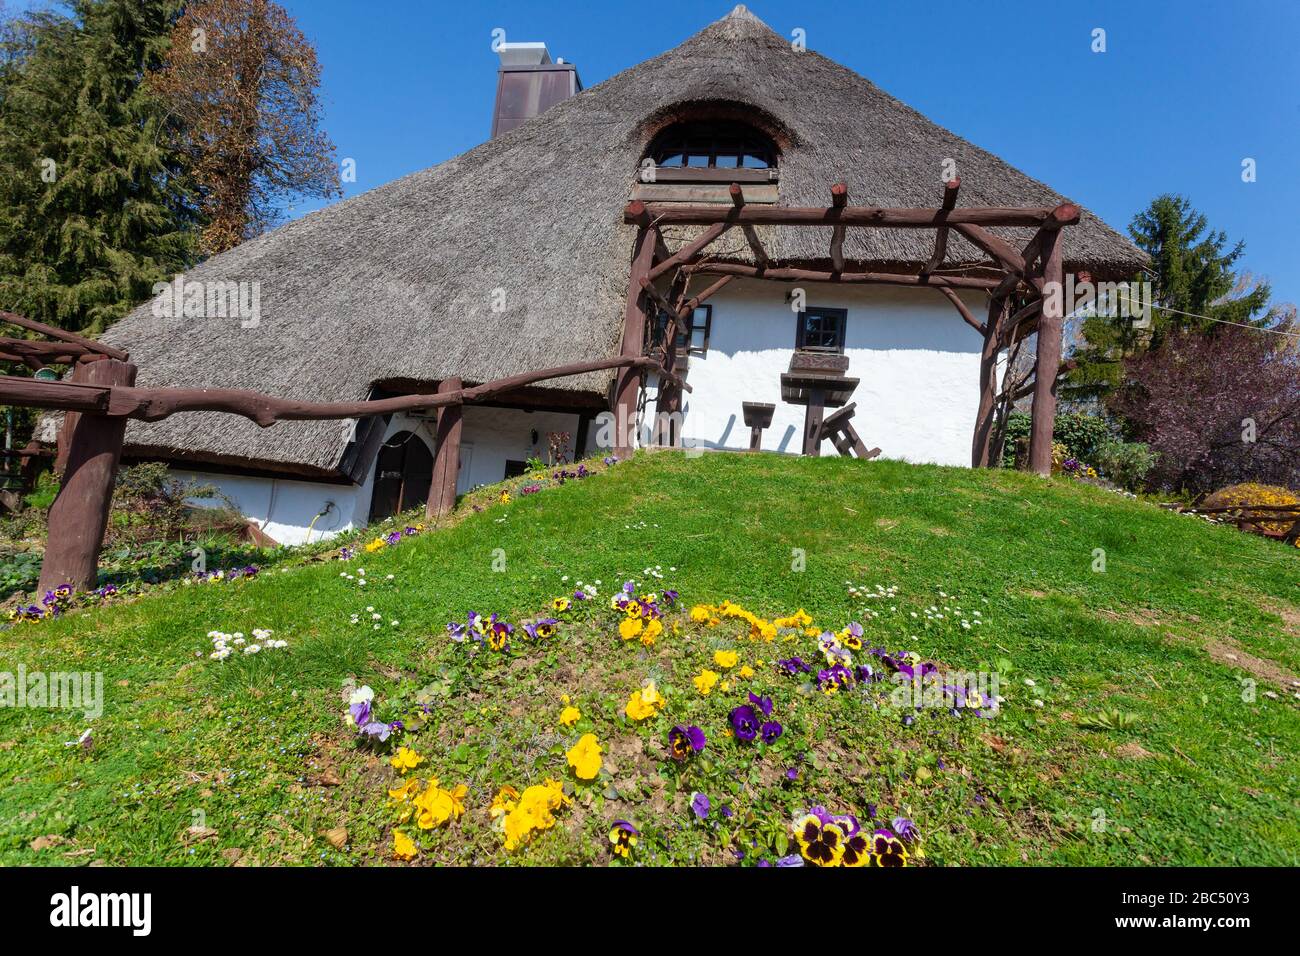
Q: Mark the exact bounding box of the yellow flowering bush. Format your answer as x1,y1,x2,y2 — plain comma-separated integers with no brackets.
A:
1203,482,1300,538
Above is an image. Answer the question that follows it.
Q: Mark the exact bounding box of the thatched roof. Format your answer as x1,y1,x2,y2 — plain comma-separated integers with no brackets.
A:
98,5,1146,473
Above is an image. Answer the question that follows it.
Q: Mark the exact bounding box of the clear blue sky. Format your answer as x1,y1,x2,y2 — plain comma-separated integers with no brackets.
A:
19,0,1300,307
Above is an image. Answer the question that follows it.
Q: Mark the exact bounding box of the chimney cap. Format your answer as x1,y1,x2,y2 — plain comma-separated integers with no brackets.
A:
497,41,552,68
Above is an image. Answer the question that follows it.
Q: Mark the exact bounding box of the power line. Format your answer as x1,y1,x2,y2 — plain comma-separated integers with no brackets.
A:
1105,293,1300,339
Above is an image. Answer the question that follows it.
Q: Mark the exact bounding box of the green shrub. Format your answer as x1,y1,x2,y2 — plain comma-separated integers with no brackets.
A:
1093,440,1157,490
1000,412,1113,468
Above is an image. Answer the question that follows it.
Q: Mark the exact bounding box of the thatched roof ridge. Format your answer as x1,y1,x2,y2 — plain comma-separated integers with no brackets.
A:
97,4,1145,473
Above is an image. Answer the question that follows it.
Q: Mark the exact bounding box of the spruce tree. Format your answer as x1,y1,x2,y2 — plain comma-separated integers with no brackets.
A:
0,0,195,336
1063,194,1284,405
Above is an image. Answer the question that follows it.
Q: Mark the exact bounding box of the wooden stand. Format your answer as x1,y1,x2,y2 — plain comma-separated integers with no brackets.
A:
780,368,859,458
742,402,774,450
818,403,879,459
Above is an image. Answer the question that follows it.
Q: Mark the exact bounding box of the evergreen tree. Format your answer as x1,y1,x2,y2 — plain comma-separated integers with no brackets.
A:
0,0,196,336
1063,194,1287,405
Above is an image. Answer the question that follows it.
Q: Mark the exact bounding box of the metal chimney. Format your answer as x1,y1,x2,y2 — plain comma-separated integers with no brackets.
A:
491,41,581,138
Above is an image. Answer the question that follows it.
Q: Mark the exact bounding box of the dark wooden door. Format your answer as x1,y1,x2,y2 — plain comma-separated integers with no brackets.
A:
368,431,434,523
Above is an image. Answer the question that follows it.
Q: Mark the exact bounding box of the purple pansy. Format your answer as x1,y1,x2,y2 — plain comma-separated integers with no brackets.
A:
729,704,760,743
690,792,710,820
668,724,706,760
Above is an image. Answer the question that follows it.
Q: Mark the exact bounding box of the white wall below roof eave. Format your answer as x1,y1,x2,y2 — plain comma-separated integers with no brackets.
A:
657,280,987,465
173,407,597,546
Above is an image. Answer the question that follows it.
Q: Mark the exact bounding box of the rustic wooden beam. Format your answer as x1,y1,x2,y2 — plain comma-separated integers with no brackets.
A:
828,183,848,274
971,297,1007,467
639,277,677,318
0,338,100,362
920,178,960,277
426,377,462,519
0,310,128,361
1002,297,1044,347
614,227,657,457
935,287,985,335
625,201,1074,228
1028,228,1064,475
3,377,112,415
38,359,137,593
676,274,733,318
690,262,1000,290
951,203,1078,290
724,183,770,271
646,221,732,282
625,199,651,228
0,354,688,428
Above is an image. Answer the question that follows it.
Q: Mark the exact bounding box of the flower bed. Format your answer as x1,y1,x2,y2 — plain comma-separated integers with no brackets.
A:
338,577,1008,867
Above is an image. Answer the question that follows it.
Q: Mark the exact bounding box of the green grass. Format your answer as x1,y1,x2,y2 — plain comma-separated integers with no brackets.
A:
1,451,1297,866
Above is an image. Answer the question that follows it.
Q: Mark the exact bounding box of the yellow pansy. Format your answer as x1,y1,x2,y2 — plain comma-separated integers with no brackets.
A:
713,649,738,669
558,705,581,727
640,618,663,646
490,785,520,820
390,745,423,772
364,537,386,552
502,779,569,851
690,604,713,622
388,777,422,803
693,669,720,696
739,664,756,679
625,680,666,721
566,733,603,780
618,617,644,641
415,781,468,829
392,830,417,861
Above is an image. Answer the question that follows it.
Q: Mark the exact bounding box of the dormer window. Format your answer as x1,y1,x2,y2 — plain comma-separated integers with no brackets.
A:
649,121,777,170
635,119,780,201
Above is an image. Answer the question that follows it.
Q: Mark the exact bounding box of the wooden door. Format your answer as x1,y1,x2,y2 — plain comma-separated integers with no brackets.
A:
368,431,434,523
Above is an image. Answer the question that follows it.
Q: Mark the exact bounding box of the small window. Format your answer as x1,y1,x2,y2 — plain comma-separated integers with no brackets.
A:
648,121,777,170
676,304,712,356
795,308,847,353
503,460,529,480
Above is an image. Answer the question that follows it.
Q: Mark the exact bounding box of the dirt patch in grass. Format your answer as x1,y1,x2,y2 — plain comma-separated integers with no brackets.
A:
1205,636,1298,689
1261,598,1300,637
1095,606,1165,628
1113,741,1158,760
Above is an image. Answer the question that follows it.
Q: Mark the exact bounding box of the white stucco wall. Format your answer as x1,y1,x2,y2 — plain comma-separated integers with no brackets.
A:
456,405,590,492
651,279,985,464
172,407,590,546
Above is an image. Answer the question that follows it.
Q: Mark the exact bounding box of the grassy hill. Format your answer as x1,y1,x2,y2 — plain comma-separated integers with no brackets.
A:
1,451,1297,866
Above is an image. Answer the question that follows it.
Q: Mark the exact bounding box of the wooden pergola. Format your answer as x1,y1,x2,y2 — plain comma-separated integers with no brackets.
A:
611,178,1077,471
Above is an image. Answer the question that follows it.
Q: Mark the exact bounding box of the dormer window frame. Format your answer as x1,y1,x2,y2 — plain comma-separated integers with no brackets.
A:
642,120,781,187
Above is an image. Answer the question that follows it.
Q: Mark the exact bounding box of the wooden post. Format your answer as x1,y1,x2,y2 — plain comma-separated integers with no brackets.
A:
613,227,656,458
971,297,1007,467
1028,230,1064,475
426,377,462,519
38,358,136,593
802,387,826,457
